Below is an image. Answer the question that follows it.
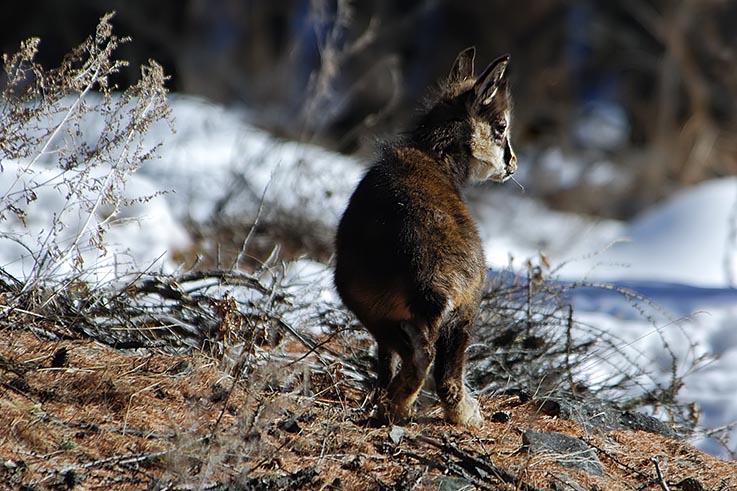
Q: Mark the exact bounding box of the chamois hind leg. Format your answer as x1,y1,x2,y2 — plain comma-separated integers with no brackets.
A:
434,309,483,427
371,335,399,412
376,341,399,390
381,321,435,423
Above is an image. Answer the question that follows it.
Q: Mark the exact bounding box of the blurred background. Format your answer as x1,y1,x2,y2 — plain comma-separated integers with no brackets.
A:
4,0,736,219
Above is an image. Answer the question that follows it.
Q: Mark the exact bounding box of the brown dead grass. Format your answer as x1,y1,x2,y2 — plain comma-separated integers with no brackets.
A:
0,328,735,490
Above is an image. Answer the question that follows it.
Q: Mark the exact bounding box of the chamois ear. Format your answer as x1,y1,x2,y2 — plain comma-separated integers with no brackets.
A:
448,46,476,83
472,54,510,109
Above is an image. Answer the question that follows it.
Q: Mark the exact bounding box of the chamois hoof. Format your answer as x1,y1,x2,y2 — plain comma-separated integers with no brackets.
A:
447,394,484,427
375,401,413,426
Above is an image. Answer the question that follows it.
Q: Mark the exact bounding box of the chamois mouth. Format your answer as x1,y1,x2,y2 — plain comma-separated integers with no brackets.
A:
497,160,518,182
468,154,517,184
501,155,518,182
494,169,517,183
485,169,511,183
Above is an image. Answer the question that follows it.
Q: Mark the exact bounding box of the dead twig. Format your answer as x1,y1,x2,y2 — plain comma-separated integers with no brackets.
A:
402,449,497,491
586,438,652,483
651,457,671,491
25,450,168,488
232,173,272,270
411,434,548,491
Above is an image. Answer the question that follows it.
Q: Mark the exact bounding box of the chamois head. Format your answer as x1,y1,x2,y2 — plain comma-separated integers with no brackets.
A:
419,47,517,184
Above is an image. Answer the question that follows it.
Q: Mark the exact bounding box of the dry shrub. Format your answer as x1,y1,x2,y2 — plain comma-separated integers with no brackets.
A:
0,12,171,296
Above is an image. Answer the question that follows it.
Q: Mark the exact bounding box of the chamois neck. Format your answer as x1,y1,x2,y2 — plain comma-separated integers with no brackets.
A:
406,119,471,189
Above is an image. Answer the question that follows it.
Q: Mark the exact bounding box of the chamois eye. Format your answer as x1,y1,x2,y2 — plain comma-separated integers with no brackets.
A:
493,121,507,135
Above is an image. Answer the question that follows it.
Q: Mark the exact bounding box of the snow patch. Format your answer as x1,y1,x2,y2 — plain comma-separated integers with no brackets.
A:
558,178,737,288
0,160,187,282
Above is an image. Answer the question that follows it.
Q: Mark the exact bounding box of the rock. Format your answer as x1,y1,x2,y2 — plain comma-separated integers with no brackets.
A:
619,410,677,439
522,430,603,476
341,455,365,471
167,359,194,376
550,473,588,491
279,418,301,434
51,347,68,368
431,475,476,491
677,477,706,491
388,425,404,444
532,396,678,439
210,382,228,402
536,399,571,419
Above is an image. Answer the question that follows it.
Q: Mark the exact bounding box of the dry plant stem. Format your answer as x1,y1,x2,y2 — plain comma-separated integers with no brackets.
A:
210,354,248,440
724,191,737,287
25,450,169,488
14,71,98,185
232,174,272,270
402,450,496,491
334,55,401,149
564,304,576,395
651,457,671,491
33,91,160,293
585,438,652,483
299,0,378,140
412,435,547,491
2,13,167,298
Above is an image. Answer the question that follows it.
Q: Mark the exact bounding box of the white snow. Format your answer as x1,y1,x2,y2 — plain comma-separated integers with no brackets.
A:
139,96,363,241
0,160,188,283
2,95,736,459
556,178,737,288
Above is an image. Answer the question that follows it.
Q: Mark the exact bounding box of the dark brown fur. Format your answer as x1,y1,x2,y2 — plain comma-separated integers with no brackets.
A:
334,48,516,426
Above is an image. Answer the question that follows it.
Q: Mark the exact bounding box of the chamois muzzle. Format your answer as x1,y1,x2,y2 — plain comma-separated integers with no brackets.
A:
503,138,517,179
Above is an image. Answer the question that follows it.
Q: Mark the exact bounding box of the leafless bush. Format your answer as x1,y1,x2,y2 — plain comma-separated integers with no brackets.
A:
0,13,171,310
467,257,711,441
0,9,360,390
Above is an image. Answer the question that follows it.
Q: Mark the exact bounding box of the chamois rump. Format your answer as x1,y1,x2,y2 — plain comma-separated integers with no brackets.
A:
334,47,516,426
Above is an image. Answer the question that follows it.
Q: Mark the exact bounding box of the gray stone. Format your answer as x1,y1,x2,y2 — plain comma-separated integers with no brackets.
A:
618,410,677,438
533,396,678,439
491,410,512,423
522,431,603,476
388,425,404,444
431,475,475,491
550,473,588,491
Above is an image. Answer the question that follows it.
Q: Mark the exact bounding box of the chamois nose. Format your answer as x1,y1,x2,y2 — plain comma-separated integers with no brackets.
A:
504,139,517,175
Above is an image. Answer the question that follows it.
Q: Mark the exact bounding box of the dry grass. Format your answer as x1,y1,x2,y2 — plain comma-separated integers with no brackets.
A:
1,328,734,491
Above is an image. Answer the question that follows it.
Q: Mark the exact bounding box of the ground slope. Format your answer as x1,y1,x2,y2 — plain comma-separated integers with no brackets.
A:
1,329,734,491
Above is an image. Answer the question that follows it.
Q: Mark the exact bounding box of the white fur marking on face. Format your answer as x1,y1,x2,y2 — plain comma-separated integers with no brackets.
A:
469,119,506,182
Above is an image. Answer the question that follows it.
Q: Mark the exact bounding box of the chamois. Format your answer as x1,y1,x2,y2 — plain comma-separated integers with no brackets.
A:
334,47,516,426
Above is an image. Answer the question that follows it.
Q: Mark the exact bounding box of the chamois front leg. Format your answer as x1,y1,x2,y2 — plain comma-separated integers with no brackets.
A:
434,311,483,427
